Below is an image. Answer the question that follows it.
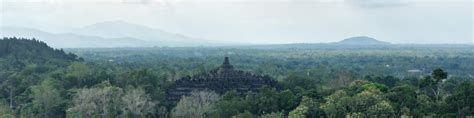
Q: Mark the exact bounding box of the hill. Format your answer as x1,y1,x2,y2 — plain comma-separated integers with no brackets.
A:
0,37,81,70
1,21,244,48
336,36,391,45
235,36,393,49
74,21,185,41
72,21,240,46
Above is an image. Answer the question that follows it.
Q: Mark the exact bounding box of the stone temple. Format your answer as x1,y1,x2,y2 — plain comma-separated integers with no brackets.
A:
167,57,279,101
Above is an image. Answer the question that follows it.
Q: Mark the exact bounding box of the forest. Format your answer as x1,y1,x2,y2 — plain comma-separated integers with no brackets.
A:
0,37,473,118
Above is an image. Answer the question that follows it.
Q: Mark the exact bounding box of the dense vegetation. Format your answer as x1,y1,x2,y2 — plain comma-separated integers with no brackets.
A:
0,38,473,117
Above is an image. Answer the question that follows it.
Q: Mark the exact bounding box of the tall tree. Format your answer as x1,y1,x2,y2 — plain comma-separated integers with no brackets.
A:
121,87,157,117
172,90,220,118
31,78,64,118
67,83,122,117
420,68,448,101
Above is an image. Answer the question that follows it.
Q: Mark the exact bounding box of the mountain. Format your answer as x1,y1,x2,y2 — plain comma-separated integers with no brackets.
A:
74,21,179,41
1,21,243,48
235,36,394,49
72,21,234,46
335,36,391,45
0,27,154,48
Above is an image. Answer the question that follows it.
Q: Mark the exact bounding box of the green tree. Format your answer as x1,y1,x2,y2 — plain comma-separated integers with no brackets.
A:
118,69,167,102
289,96,324,118
212,90,250,117
432,68,448,82
66,62,92,87
415,94,435,116
365,75,399,87
254,86,279,115
420,68,448,101
0,74,22,110
193,63,207,75
361,82,388,92
277,90,298,113
67,62,90,79
288,104,308,118
281,74,319,90
321,90,350,117
31,78,64,118
445,81,474,116
366,100,394,117
386,85,418,116
0,101,14,117
349,90,384,116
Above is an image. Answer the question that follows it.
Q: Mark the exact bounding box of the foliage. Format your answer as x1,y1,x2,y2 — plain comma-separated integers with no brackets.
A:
67,84,123,117
211,90,251,117
386,85,417,116
1,38,473,117
261,112,284,118
171,90,220,118
444,81,474,116
233,111,257,118
0,37,81,70
31,78,64,118
288,96,323,118
121,87,157,117
362,82,388,92
420,68,448,101
321,90,350,117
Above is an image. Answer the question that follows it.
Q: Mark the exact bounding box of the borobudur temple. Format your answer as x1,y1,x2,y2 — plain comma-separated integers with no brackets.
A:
167,57,279,101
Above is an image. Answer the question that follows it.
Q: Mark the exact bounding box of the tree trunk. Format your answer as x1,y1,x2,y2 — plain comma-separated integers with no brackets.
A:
458,104,461,118
9,88,13,109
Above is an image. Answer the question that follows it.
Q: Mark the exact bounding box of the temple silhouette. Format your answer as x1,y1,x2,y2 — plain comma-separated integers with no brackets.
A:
167,57,279,101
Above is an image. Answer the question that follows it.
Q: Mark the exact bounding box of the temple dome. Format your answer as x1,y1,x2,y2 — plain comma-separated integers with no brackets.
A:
166,57,280,101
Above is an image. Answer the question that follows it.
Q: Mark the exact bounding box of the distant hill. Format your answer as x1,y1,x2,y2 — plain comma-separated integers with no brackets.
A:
335,36,391,45
236,36,394,49
1,21,245,48
73,21,187,41
0,37,81,69
0,27,153,48
71,21,240,46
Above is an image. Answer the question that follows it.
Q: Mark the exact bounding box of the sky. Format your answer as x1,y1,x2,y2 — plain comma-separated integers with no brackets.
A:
1,0,473,44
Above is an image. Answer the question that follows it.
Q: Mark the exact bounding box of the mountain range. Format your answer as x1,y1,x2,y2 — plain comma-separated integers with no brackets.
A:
0,21,240,48
1,21,397,48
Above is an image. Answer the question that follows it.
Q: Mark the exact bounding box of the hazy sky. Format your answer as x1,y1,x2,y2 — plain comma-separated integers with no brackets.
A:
1,0,473,44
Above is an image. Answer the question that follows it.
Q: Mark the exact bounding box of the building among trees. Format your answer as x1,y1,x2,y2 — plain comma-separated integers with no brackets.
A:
167,57,279,101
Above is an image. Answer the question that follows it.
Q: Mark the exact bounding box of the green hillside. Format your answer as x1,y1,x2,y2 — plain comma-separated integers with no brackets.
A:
0,37,81,70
